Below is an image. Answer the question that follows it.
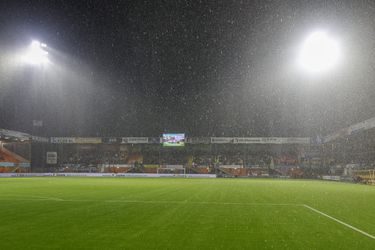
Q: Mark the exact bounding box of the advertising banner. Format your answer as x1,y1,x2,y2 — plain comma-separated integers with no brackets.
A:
211,137,234,144
260,137,282,144
121,137,149,144
31,136,49,143
99,164,133,168
187,137,211,144
233,137,263,144
75,137,102,144
232,137,310,144
322,175,341,181
50,137,76,144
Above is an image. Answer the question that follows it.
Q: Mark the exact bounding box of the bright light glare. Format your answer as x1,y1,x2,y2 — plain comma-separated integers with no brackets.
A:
22,40,49,65
297,31,340,74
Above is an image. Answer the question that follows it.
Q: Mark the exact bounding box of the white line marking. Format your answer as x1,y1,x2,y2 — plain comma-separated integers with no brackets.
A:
303,204,375,240
0,197,297,206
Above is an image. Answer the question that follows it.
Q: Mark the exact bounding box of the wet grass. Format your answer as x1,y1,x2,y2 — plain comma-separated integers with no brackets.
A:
0,177,374,249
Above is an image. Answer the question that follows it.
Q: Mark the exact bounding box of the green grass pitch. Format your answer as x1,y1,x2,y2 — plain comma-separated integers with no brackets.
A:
0,178,374,249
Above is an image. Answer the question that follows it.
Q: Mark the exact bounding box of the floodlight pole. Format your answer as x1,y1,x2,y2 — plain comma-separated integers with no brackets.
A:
23,41,49,172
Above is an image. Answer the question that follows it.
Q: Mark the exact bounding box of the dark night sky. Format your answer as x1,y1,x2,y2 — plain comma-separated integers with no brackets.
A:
1,0,375,137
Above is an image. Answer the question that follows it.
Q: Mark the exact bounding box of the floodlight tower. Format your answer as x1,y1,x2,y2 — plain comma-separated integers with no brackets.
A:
297,30,341,74
296,30,342,169
20,40,50,135
22,40,49,66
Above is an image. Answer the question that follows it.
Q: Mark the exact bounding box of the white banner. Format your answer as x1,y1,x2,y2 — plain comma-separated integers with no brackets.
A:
231,137,310,144
322,175,341,181
260,137,283,144
32,136,49,143
75,137,102,144
121,137,149,144
233,137,263,144
99,164,133,168
50,137,76,143
46,152,57,164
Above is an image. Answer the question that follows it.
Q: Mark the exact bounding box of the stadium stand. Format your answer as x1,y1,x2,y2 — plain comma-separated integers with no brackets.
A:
3,116,375,184
0,144,30,173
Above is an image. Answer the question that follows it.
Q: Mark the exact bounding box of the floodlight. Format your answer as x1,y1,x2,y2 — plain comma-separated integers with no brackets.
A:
22,40,49,65
297,31,340,74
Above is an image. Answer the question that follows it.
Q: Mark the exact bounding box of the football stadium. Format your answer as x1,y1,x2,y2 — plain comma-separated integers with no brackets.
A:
1,125,375,249
1,1,375,250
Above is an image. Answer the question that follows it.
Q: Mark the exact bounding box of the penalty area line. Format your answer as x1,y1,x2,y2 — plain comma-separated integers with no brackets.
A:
303,204,375,240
